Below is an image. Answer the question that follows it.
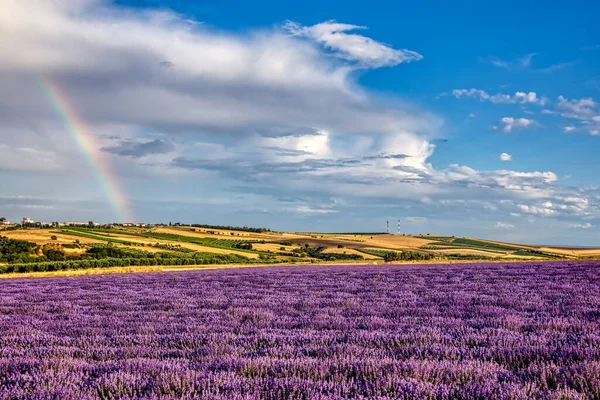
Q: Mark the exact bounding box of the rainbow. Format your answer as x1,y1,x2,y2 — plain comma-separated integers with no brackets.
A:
37,76,132,223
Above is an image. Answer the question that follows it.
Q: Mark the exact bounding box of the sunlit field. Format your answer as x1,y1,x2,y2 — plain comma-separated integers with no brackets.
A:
4,226,600,279
1,261,599,399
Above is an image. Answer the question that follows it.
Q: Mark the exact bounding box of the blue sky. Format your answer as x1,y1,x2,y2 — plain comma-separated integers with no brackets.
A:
1,0,599,245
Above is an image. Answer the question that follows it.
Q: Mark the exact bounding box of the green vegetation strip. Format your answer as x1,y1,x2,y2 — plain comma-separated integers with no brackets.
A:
356,248,388,257
58,228,263,254
55,230,139,245
420,243,508,254
416,236,454,242
0,252,257,274
356,248,434,261
450,238,525,252
512,250,560,259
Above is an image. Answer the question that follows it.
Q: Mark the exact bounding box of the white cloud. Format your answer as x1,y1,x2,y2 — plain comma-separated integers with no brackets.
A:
519,53,536,68
452,89,546,106
497,117,537,132
557,96,597,119
518,204,556,216
0,143,63,172
514,91,547,106
284,20,422,68
499,153,512,161
484,54,574,73
536,61,576,73
496,222,514,229
405,216,427,223
556,96,600,136
563,126,577,133
569,223,592,229
0,0,438,173
484,53,536,70
296,205,337,214
582,44,600,51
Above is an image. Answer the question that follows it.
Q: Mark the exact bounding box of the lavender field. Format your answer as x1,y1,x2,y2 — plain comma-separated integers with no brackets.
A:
1,262,599,399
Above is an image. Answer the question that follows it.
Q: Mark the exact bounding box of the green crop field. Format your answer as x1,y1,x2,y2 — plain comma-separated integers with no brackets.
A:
56,230,137,245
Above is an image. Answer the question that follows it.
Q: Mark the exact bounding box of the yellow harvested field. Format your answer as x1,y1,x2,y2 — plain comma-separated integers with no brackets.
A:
573,249,600,256
360,235,434,250
325,235,369,243
538,247,600,257
62,247,87,255
322,248,380,259
252,243,298,252
536,247,577,256
1,230,99,245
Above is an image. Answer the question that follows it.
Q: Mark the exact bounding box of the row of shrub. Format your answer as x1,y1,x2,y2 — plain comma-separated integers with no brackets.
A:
189,224,271,233
292,245,364,261
384,251,434,262
356,248,389,257
85,244,155,259
0,252,255,274
442,253,492,260
150,243,196,253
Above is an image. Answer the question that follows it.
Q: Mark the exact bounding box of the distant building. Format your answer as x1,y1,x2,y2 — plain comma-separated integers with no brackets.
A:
22,217,33,225
138,223,146,228
0,219,11,226
123,223,135,227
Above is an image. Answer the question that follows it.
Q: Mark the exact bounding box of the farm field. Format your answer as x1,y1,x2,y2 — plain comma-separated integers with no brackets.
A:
2,226,600,277
1,229,100,246
0,261,599,398
321,247,380,259
538,246,600,258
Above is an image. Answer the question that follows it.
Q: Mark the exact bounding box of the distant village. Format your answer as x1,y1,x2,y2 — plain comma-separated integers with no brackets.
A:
0,217,148,229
